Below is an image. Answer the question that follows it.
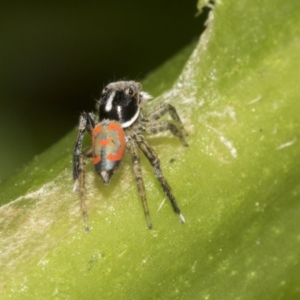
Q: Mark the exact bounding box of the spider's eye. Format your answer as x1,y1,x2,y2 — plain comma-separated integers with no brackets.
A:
127,88,134,96
102,87,108,94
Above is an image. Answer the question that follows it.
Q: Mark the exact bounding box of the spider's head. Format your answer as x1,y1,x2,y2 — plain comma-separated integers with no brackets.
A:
98,81,152,128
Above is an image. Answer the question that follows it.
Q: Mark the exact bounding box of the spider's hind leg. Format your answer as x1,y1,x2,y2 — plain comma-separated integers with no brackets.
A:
76,148,93,232
73,112,95,232
136,135,185,224
73,112,95,180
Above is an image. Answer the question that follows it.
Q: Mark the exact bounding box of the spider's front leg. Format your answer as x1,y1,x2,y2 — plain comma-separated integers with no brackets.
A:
126,138,152,229
143,103,188,147
136,135,185,224
73,112,95,232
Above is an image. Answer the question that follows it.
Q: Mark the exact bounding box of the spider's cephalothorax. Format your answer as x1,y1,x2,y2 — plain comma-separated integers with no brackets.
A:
73,81,188,231
97,81,149,127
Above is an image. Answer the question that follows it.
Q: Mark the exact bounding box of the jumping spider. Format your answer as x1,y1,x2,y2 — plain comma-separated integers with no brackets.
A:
73,81,188,231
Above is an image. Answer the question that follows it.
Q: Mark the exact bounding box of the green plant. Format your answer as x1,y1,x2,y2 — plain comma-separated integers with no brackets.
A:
1,0,300,299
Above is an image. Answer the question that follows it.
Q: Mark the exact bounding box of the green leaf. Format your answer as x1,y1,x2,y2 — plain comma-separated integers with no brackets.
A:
1,0,300,299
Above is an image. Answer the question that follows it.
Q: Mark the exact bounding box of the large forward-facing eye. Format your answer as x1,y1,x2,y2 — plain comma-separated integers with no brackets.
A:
126,88,134,96
102,87,108,95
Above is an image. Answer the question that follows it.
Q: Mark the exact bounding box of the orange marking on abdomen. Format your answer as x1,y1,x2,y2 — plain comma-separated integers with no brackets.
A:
93,125,102,135
99,138,111,147
93,155,101,165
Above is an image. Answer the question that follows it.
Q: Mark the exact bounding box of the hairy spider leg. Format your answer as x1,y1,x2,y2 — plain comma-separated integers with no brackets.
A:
145,103,188,141
78,148,93,232
136,135,185,224
73,112,95,232
126,138,152,229
143,122,188,147
73,112,95,180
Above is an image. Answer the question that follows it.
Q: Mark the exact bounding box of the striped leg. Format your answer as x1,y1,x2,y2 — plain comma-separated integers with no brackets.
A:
73,111,95,232
136,135,185,224
126,139,152,229
146,103,188,136
73,112,95,180
76,148,92,232
143,122,188,147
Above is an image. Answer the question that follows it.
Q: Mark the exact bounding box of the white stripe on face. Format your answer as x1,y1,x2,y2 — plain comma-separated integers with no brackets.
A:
105,91,116,112
121,107,140,128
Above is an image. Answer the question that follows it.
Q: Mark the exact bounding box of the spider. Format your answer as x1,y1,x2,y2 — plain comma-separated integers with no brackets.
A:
73,81,188,231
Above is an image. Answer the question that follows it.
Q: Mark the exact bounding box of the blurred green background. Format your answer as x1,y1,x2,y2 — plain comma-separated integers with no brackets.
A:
0,1,207,180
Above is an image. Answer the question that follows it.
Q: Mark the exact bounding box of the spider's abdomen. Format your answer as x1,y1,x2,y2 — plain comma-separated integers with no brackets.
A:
92,120,125,184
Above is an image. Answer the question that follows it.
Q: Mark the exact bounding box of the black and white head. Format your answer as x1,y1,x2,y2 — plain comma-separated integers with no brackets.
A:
98,81,152,128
